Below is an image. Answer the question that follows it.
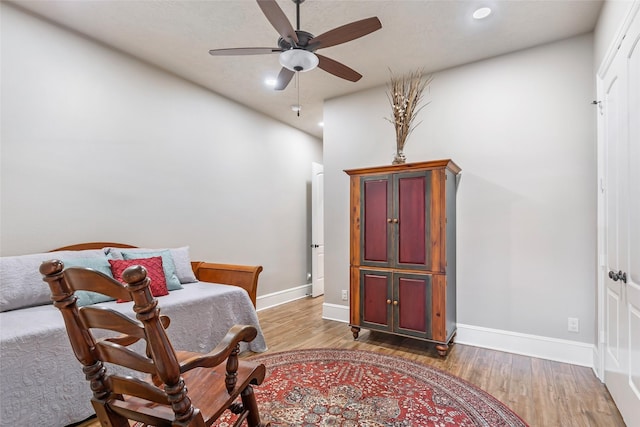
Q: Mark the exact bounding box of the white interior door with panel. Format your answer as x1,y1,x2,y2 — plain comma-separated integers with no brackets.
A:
311,162,324,297
597,4,640,426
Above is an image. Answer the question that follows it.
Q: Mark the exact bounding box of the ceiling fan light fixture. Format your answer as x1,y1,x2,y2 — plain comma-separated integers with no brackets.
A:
279,49,319,72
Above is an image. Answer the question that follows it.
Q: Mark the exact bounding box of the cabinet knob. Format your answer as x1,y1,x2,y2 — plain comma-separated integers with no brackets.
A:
392,218,398,223
386,299,391,304
393,300,398,305
387,218,392,223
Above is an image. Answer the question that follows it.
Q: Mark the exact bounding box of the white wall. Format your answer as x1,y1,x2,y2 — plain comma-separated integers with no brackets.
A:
324,33,596,344
0,3,322,297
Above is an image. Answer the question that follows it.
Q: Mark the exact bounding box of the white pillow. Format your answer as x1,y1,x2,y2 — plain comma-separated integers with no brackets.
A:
167,247,198,283
0,249,105,312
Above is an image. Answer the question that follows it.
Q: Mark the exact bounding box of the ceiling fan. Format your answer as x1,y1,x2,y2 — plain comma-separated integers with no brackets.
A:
208,0,382,91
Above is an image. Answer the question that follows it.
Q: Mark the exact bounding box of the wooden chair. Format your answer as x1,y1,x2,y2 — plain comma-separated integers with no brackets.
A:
40,260,269,427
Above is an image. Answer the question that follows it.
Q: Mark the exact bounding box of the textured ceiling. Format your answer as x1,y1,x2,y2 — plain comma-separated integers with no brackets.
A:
9,0,603,138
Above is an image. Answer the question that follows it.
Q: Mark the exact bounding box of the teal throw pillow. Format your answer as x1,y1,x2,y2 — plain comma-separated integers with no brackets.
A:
63,257,116,306
120,249,183,291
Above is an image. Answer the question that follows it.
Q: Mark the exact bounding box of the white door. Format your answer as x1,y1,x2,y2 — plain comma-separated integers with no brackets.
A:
598,5,640,426
311,162,325,297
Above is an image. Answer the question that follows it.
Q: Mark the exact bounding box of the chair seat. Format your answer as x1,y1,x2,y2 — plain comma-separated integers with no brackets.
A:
116,361,266,426
184,361,266,422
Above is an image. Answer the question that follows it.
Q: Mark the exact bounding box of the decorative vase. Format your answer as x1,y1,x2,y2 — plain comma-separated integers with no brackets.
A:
392,149,406,165
385,70,432,166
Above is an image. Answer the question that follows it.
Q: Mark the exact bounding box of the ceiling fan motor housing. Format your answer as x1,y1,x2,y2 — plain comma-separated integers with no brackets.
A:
277,30,316,51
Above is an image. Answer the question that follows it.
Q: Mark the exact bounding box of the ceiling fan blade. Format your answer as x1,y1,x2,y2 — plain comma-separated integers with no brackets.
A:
208,47,282,56
308,17,382,50
275,67,295,90
257,0,299,45
316,54,362,82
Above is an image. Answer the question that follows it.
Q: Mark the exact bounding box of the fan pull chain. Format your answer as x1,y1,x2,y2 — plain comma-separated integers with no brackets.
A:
297,72,300,117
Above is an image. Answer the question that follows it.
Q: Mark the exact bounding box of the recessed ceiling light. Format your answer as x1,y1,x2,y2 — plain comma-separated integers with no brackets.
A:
264,78,277,87
473,7,492,20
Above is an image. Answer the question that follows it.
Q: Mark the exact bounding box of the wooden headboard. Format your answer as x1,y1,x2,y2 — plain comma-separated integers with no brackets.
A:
50,242,137,251
49,242,262,307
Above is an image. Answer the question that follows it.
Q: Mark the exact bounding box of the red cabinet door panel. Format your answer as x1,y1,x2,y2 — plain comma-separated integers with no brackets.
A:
395,273,432,338
395,172,431,269
361,271,391,328
362,178,390,264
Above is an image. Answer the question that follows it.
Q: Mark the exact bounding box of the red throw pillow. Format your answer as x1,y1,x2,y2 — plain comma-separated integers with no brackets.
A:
108,256,169,300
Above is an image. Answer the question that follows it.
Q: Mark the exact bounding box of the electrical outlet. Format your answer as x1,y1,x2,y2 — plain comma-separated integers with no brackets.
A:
568,317,579,333
341,290,348,301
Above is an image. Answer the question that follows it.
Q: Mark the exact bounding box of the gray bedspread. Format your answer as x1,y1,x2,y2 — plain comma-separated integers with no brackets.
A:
0,281,267,426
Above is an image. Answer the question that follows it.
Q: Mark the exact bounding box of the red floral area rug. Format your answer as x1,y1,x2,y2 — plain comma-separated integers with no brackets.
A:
216,348,528,427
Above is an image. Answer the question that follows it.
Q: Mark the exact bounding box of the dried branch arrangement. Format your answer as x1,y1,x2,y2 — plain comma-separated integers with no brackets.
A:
386,70,432,164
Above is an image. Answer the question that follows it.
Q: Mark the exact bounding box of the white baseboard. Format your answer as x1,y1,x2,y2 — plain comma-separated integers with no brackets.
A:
318,302,595,368
456,323,595,367
255,284,311,311
322,302,351,323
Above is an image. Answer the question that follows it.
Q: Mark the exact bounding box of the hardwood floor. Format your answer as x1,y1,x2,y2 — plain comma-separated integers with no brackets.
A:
78,296,625,427
257,296,625,427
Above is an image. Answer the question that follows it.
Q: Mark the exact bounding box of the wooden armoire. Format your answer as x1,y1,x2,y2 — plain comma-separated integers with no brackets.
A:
345,159,460,356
